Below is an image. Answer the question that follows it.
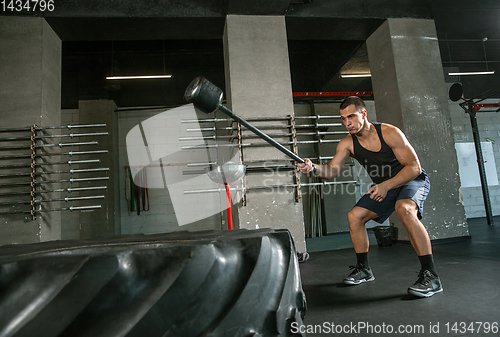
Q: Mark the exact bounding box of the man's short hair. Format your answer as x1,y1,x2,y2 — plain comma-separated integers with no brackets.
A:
340,96,366,112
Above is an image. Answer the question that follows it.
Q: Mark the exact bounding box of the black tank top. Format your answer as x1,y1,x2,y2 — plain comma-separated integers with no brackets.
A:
352,123,404,184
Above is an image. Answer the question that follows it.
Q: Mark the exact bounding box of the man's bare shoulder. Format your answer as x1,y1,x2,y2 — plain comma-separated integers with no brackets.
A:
339,133,353,145
380,123,407,146
380,122,401,132
338,134,354,154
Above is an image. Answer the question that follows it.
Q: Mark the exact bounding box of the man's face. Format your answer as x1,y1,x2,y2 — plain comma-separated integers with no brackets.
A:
340,104,366,134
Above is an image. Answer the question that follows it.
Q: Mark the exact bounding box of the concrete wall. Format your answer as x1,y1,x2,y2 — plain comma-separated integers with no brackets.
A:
77,100,120,239
0,17,61,244
61,106,123,240
60,109,82,240
223,15,306,253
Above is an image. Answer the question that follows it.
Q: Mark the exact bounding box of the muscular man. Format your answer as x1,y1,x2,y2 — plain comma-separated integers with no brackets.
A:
298,96,442,298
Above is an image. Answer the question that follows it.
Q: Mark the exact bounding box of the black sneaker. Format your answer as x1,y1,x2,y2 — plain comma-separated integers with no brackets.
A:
343,264,375,285
407,269,443,298
297,252,309,263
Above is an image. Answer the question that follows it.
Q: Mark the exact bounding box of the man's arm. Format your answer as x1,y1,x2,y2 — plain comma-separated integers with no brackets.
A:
297,136,352,180
367,124,422,201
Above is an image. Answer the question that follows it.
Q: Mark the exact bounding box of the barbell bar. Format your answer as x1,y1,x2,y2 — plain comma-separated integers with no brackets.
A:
0,186,108,197
0,141,99,151
0,167,109,179
0,150,109,161
0,124,107,134
185,123,342,133
0,176,110,188
183,180,358,194
0,205,102,215
0,195,105,206
0,159,100,170
181,138,341,150
181,115,342,124
0,132,109,142
179,130,347,142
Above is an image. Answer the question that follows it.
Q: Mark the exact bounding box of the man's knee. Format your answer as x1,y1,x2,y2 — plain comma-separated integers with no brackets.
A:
348,207,376,225
395,200,418,223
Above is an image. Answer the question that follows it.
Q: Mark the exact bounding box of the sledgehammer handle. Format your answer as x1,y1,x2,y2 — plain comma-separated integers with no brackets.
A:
184,76,305,163
218,105,305,164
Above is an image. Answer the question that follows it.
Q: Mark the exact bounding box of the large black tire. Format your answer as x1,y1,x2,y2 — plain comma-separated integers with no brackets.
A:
0,229,306,337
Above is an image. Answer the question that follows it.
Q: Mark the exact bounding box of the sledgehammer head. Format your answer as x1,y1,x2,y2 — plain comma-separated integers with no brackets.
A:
184,77,223,114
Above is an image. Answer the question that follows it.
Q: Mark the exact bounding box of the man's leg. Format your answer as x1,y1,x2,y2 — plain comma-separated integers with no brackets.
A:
394,199,431,256
347,206,378,253
395,199,443,297
343,206,378,285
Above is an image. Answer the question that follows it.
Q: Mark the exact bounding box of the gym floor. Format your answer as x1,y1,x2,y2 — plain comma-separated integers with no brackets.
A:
299,217,500,336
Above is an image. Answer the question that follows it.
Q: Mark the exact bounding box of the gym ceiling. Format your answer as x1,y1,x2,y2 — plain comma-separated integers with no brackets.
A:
5,0,499,108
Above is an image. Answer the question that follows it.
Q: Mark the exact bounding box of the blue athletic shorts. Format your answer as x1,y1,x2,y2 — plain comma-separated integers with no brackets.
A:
354,169,430,224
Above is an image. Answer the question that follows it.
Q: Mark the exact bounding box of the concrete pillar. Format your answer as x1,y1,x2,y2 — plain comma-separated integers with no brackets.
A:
223,15,306,253
366,18,469,241
78,100,120,239
0,17,61,244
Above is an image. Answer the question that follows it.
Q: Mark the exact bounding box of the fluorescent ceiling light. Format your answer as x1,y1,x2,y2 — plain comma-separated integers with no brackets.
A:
106,75,172,80
341,73,372,78
448,71,495,76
